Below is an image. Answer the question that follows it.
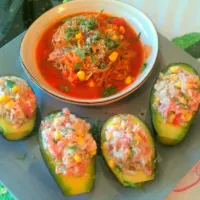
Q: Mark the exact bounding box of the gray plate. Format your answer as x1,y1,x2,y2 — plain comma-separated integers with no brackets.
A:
0,32,199,200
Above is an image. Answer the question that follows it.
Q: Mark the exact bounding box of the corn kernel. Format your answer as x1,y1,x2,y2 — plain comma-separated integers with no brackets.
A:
54,118,59,124
74,155,81,163
11,86,19,93
54,130,62,141
185,113,192,121
168,112,175,123
155,97,160,103
5,100,14,110
0,95,9,102
134,135,141,142
119,26,125,34
102,143,108,150
77,137,84,144
108,160,115,168
88,80,95,87
125,76,133,85
175,82,182,88
180,98,187,105
111,34,118,40
77,70,85,81
90,150,96,156
75,33,83,40
187,83,193,89
119,35,124,40
170,74,178,81
170,66,180,73
106,29,113,33
109,51,118,62
107,132,112,141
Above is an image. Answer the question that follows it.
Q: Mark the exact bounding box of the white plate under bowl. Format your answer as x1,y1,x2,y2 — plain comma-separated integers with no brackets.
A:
20,0,158,106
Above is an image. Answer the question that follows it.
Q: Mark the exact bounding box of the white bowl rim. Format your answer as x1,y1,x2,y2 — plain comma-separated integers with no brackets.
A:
20,0,159,106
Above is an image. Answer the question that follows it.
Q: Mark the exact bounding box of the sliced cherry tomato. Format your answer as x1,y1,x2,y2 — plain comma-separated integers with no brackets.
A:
173,113,182,126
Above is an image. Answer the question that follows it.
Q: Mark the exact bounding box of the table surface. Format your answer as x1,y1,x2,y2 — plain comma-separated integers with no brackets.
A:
0,31,199,200
0,0,200,199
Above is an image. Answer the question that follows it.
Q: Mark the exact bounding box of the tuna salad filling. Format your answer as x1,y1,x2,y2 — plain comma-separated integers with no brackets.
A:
0,76,36,127
102,115,153,176
41,108,97,177
153,66,200,126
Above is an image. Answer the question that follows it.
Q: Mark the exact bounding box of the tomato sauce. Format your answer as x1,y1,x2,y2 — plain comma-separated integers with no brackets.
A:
36,12,144,99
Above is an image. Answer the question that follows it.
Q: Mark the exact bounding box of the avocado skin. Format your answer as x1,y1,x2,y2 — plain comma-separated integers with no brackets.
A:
101,114,156,187
38,111,95,196
150,63,199,146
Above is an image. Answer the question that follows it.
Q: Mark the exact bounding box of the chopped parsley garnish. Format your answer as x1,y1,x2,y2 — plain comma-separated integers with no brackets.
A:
74,47,85,59
131,148,135,157
16,153,27,161
140,63,147,72
103,86,118,97
107,17,116,23
65,46,73,52
45,114,55,121
99,63,107,69
105,38,120,50
69,146,77,152
65,27,79,41
115,165,122,173
60,85,69,92
81,17,98,32
5,80,15,89
136,32,141,41
92,31,100,43
74,62,82,71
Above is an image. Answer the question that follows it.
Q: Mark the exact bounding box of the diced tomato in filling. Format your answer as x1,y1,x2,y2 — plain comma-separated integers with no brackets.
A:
173,113,182,126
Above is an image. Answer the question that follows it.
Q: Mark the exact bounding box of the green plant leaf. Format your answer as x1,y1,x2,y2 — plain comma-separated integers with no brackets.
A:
172,32,200,49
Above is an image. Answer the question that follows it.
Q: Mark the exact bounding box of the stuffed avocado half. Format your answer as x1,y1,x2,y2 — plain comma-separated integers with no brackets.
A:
39,108,97,196
150,63,200,145
101,114,156,187
0,75,37,140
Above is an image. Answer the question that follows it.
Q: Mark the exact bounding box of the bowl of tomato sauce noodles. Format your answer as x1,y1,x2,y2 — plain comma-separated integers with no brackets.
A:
20,0,158,106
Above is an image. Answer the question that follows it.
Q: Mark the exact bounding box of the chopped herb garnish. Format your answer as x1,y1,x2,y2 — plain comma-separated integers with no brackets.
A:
16,153,27,161
81,17,98,32
45,114,55,121
60,86,69,92
74,47,85,59
65,27,79,41
92,31,100,43
103,86,118,97
69,146,77,152
135,32,141,41
131,148,135,157
107,17,116,23
115,165,122,173
65,46,73,52
61,17,72,23
100,9,104,14
105,38,120,50
4,80,15,89
74,62,82,71
99,63,107,69
140,63,147,72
